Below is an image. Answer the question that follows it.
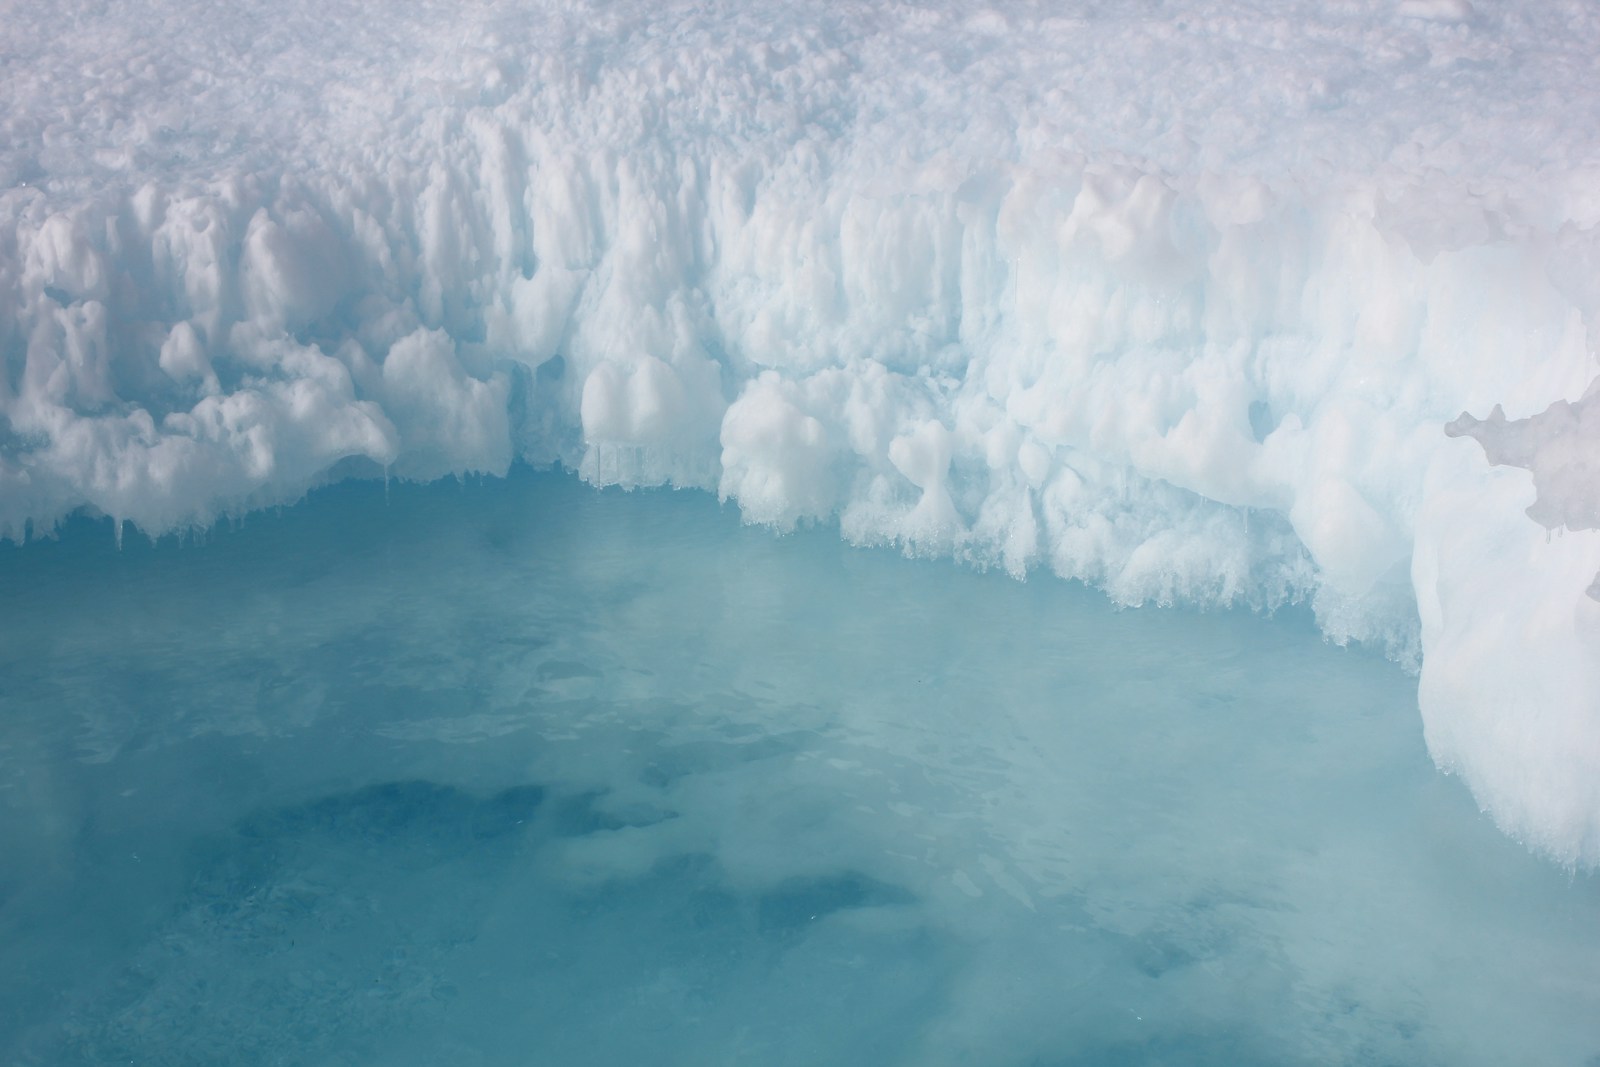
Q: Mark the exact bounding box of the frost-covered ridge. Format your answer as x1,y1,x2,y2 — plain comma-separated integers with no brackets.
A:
5,0,1600,864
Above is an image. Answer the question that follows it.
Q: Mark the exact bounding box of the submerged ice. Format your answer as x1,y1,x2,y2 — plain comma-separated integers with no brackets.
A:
4,0,1600,862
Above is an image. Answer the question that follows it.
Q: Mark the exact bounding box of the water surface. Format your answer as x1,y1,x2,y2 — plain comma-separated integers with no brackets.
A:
1,469,1596,1065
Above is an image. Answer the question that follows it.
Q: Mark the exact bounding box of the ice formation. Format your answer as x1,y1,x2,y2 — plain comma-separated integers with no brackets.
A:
3,0,1600,863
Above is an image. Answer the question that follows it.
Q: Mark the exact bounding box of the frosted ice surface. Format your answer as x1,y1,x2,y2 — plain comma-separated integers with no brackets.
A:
4,0,1600,861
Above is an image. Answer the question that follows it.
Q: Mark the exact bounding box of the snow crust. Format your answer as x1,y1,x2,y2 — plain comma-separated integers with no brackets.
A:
4,0,1600,863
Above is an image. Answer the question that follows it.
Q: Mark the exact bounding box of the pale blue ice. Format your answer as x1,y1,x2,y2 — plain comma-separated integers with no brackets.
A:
1,470,1595,1065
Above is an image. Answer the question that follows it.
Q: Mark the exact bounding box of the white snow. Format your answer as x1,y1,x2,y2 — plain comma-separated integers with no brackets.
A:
4,0,1600,863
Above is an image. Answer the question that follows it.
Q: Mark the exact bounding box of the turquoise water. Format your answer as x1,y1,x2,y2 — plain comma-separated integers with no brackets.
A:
1,468,1596,1066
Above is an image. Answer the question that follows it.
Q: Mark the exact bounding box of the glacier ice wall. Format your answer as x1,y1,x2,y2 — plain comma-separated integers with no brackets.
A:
4,0,1600,863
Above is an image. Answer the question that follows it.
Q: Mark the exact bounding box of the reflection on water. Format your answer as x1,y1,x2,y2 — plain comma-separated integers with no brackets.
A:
0,468,1596,1065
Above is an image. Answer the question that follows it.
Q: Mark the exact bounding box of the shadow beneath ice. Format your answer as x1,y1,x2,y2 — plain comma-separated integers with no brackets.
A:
21,776,950,1067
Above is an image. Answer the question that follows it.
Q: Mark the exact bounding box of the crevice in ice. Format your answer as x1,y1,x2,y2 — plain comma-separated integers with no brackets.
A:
1447,385,1600,546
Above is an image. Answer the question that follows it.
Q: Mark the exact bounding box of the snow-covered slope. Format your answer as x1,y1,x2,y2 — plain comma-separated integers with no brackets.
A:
4,0,1600,863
